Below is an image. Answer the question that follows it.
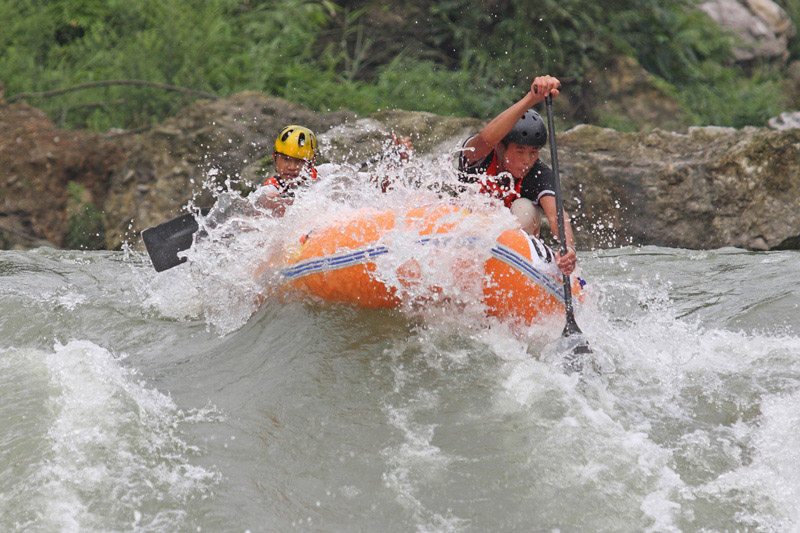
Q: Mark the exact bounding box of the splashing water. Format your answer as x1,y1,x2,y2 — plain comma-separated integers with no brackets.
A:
2,142,799,531
147,149,550,335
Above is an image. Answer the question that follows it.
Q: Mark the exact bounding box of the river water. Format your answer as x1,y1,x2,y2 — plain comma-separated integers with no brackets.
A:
1,166,799,532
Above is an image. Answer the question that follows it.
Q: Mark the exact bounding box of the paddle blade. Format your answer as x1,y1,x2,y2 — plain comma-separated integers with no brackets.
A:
551,334,592,373
549,315,591,372
563,312,592,346
141,208,209,272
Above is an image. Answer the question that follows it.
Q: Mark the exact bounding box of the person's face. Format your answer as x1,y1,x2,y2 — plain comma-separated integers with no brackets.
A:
274,152,313,184
500,142,540,178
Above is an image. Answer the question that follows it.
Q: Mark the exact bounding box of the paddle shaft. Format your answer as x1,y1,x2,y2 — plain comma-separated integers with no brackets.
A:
543,95,581,335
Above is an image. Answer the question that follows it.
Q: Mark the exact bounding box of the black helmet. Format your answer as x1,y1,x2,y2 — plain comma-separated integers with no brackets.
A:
502,110,547,147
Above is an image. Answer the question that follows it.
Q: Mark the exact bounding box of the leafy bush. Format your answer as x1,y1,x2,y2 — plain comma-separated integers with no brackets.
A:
680,65,789,127
0,0,793,130
775,0,800,61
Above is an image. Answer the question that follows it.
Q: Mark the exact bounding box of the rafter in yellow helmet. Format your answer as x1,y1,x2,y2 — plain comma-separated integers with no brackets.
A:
274,125,317,161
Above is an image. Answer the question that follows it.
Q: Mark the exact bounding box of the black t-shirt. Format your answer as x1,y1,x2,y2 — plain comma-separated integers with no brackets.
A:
458,137,557,206
519,159,557,205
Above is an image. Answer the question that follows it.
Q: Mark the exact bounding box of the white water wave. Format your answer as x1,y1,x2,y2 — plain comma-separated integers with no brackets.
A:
8,340,221,532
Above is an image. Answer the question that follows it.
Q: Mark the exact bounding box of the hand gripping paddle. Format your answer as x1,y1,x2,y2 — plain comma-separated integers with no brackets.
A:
543,94,592,367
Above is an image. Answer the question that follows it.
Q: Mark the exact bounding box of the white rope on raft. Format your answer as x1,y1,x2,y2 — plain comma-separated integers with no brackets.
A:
279,234,566,305
490,243,565,303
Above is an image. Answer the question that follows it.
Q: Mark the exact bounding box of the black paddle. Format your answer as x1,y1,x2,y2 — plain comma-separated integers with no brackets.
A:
544,94,592,363
141,207,210,272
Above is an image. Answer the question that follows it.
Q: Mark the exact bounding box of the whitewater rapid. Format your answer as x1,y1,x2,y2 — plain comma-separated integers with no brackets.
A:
2,160,799,531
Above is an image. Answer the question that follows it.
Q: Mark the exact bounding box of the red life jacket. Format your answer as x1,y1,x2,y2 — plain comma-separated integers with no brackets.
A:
262,167,318,196
477,151,522,209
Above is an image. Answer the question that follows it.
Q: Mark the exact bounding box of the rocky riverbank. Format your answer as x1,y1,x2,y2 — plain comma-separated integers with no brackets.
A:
1,88,799,252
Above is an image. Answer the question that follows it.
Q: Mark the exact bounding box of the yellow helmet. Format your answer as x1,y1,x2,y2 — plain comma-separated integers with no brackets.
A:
274,125,317,161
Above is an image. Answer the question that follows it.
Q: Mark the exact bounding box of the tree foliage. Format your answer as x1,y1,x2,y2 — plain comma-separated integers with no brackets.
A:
0,0,793,130
774,0,800,60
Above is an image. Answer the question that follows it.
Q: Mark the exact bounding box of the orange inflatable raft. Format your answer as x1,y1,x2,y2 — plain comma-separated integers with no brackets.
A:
279,204,584,324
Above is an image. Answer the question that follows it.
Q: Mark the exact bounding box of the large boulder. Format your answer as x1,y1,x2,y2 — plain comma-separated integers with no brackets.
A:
110,98,800,252
698,0,796,65
3,91,799,252
554,124,800,250
0,99,123,249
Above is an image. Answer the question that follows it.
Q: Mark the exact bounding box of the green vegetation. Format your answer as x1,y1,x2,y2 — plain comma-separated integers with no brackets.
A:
776,0,800,60
65,181,105,250
1,0,795,131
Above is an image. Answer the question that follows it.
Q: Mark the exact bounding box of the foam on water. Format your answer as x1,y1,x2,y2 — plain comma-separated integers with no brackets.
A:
25,142,794,531
705,387,800,529
143,154,539,336
3,244,799,531
0,340,220,532
343,245,799,531
377,330,480,532
499,252,800,531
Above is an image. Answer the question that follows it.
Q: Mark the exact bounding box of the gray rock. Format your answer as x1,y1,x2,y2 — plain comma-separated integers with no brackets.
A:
698,0,795,64
104,101,483,250
768,111,800,130
103,93,800,252
553,124,800,250
7,89,797,252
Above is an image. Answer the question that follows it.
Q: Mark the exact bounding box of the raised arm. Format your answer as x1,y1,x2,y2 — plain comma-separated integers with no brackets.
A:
462,75,561,164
